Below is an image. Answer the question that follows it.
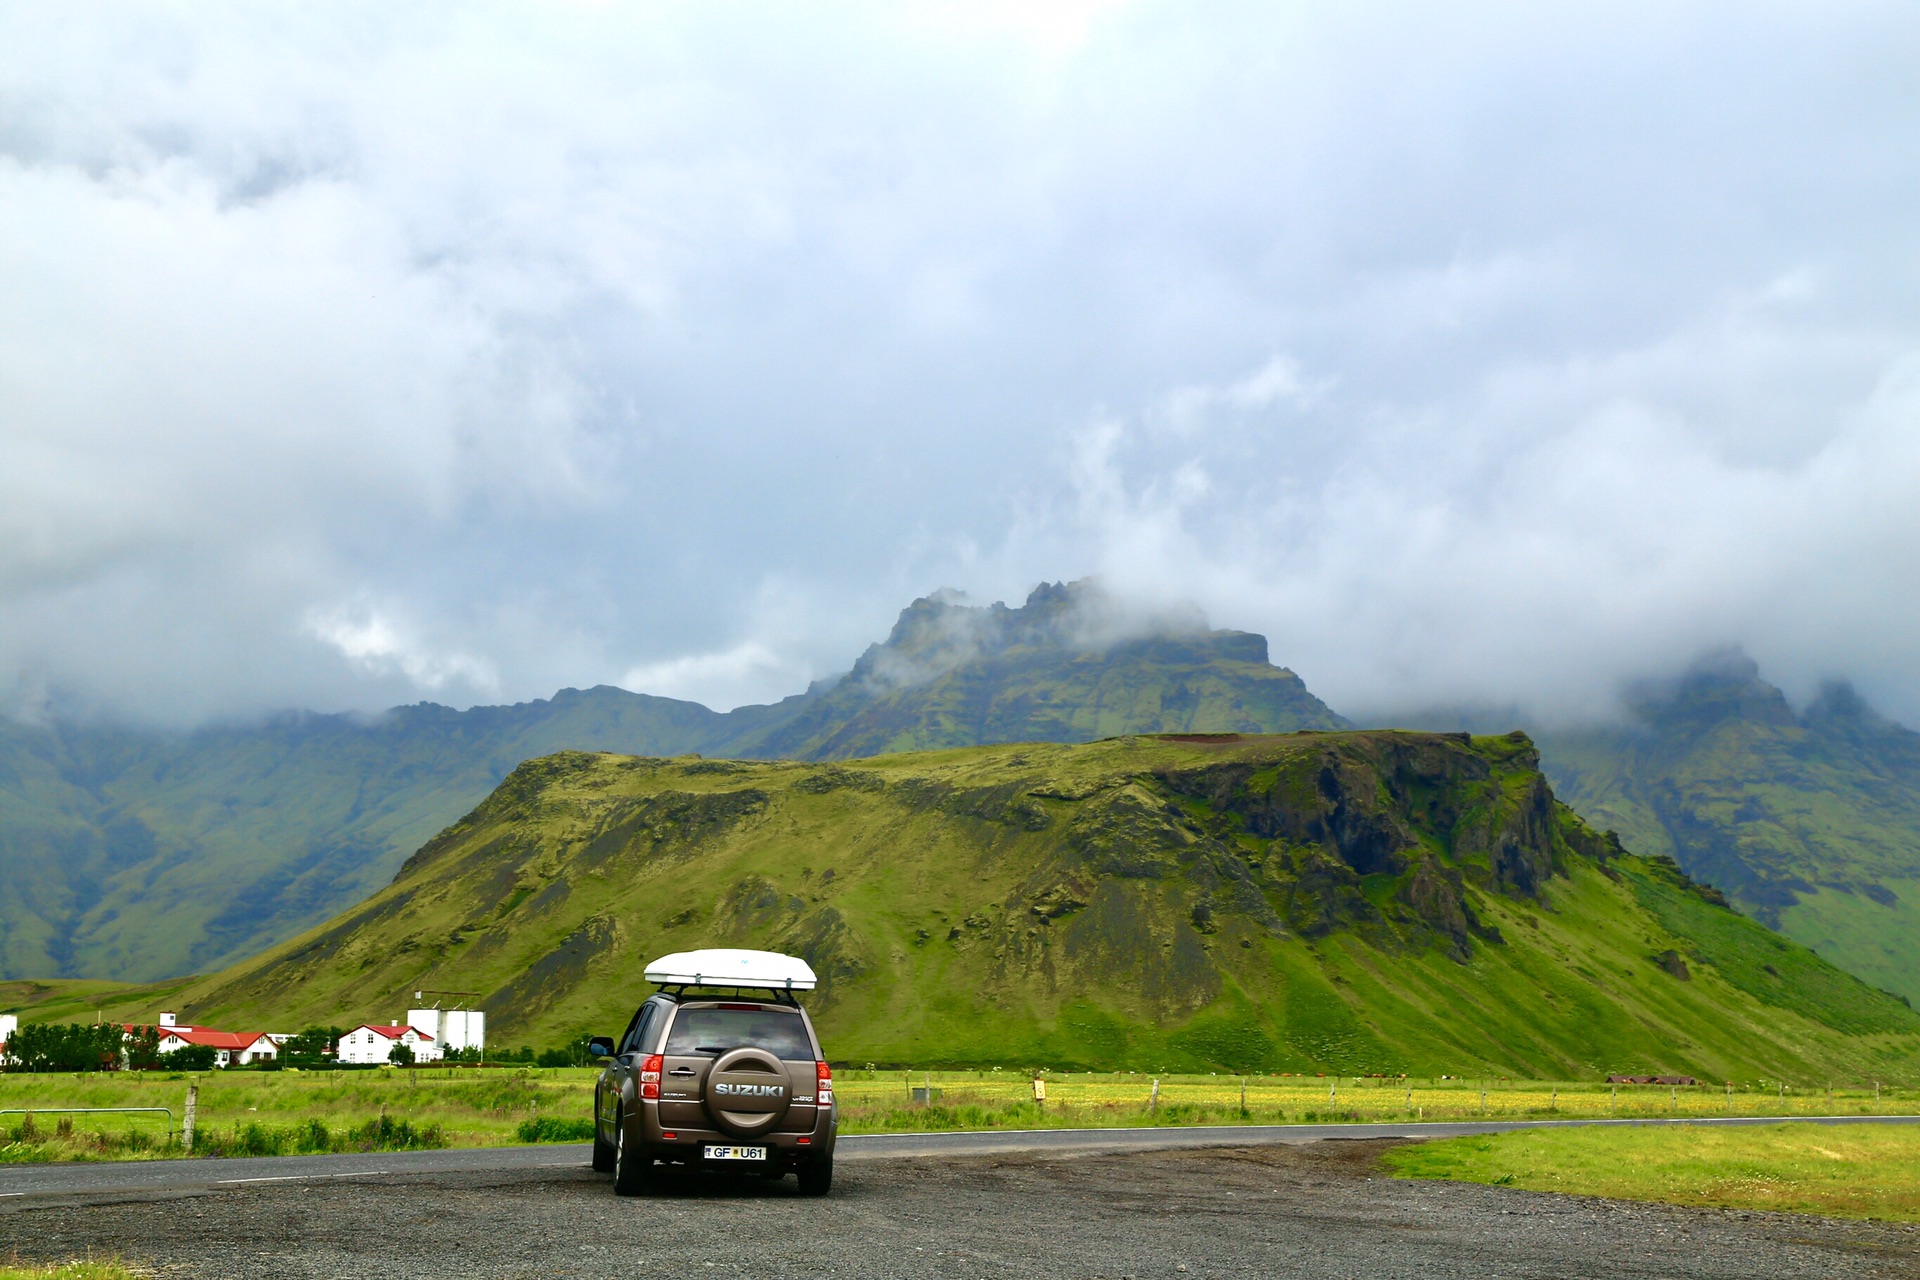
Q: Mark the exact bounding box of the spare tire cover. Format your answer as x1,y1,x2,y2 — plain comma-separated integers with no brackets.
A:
703,1046,792,1137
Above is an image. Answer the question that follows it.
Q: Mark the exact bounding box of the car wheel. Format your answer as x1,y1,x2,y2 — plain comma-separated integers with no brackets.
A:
611,1109,655,1196
591,1107,615,1173
796,1155,832,1197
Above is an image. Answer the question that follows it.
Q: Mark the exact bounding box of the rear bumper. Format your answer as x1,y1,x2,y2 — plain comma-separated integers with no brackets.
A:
633,1103,837,1165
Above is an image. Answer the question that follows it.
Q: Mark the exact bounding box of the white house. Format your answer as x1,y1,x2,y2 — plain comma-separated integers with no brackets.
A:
148,1026,275,1067
0,1013,16,1064
337,1022,440,1064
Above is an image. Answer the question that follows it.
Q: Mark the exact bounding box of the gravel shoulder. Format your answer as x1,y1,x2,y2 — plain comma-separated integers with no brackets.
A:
7,1140,1919,1279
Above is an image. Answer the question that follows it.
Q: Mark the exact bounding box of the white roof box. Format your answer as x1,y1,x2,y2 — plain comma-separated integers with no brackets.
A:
644,948,818,991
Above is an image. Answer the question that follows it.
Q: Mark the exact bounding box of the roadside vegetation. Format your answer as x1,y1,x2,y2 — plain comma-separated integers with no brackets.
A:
4,1067,1916,1162
0,1264,137,1280
1383,1122,1920,1222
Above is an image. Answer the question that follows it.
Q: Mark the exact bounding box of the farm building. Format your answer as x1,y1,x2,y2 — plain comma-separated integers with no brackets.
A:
338,1022,441,1064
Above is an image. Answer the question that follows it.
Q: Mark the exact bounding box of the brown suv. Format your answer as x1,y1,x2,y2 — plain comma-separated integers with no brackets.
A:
589,988,837,1195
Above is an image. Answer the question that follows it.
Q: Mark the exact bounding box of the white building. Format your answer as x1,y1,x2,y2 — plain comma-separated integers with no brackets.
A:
338,1022,441,1064
149,1026,277,1067
0,1013,16,1063
408,1007,485,1054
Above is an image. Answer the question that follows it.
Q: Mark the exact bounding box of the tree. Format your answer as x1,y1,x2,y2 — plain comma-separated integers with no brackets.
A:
125,1025,164,1070
5,1023,124,1072
164,1044,219,1070
388,1039,415,1067
283,1026,345,1064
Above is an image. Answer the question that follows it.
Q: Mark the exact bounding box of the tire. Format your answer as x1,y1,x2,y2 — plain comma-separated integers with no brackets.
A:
611,1109,655,1196
591,1108,615,1173
796,1155,832,1197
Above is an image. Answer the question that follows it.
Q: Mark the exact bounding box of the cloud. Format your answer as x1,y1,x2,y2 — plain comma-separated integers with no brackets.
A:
2,2,1918,726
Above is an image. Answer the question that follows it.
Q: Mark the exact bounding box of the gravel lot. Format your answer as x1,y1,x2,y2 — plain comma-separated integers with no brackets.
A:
7,1140,1919,1279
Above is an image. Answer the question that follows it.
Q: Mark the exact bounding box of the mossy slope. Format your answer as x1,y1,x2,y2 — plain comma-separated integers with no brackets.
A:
1542,649,1920,1001
167,732,1920,1081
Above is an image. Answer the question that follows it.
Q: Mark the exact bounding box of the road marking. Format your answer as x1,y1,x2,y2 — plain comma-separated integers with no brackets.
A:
1,1192,23,1198
218,1170,388,1184
219,1175,310,1184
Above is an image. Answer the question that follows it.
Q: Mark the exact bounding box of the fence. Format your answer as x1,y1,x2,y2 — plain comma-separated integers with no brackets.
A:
0,1106,175,1143
826,1072,1917,1128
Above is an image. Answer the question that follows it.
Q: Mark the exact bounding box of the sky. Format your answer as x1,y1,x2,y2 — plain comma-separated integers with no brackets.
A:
3,1,1918,728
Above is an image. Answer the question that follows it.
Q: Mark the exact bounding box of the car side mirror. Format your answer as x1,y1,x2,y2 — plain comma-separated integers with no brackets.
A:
587,1036,616,1059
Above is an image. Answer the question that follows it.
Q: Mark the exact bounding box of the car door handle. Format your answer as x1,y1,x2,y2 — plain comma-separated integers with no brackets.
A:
668,1067,697,1076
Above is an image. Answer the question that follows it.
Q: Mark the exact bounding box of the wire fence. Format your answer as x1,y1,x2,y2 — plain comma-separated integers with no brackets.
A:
829,1071,1917,1130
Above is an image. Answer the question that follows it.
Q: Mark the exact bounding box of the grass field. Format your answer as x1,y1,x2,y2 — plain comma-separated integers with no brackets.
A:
0,1267,135,1280
1384,1122,1920,1222
3,1068,1916,1162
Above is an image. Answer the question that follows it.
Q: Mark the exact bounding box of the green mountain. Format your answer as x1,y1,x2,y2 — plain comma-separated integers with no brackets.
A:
1538,649,1920,1003
161,732,1920,1080
0,581,1342,982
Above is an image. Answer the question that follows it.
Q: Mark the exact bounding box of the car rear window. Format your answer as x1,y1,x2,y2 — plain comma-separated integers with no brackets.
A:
662,1006,814,1060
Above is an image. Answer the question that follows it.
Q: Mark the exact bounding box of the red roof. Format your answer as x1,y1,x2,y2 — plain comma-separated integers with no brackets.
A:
354,1023,434,1042
159,1027,266,1051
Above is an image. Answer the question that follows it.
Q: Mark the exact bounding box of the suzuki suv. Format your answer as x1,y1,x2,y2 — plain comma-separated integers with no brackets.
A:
589,949,837,1196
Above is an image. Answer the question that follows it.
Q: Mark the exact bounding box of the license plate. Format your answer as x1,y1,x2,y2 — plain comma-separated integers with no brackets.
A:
703,1144,767,1162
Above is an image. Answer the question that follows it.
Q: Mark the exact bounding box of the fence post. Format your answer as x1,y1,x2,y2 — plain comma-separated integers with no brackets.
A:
1550,1088,1557,1112
1329,1079,1336,1106
1670,1085,1676,1112
1405,1082,1412,1113
1239,1077,1246,1116
1610,1083,1615,1115
1149,1078,1159,1115
182,1085,198,1153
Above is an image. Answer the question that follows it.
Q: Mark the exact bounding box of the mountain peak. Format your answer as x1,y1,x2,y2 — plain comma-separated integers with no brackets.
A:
851,578,1216,692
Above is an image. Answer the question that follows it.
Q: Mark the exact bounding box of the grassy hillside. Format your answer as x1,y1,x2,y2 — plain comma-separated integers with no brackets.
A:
1541,649,1920,1002
157,732,1920,1081
0,582,1342,983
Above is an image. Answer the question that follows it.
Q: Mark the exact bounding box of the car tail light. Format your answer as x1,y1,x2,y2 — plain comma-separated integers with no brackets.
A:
816,1060,833,1107
641,1053,662,1100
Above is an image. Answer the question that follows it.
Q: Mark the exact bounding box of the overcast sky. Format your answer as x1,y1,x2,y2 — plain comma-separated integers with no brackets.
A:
4,1,1918,728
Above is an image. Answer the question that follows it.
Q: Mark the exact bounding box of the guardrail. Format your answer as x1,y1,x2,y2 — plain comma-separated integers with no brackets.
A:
1,1107,174,1143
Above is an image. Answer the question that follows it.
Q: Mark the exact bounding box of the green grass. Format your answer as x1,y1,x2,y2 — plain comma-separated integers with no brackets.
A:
5,1067,1919,1163
1383,1122,1920,1222
0,1264,138,1280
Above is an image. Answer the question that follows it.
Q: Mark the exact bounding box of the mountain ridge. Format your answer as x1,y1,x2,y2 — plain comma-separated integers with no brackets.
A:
149,731,1920,1080
0,581,1342,981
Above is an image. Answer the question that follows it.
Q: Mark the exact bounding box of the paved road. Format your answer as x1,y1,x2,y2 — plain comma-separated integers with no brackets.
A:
5,1113,1918,1202
9,1135,1918,1279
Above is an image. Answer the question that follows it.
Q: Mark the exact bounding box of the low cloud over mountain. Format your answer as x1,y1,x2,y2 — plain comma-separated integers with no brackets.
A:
4,4,1919,727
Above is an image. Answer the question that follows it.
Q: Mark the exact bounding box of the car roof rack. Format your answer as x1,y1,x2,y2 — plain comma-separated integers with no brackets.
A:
656,985,803,1006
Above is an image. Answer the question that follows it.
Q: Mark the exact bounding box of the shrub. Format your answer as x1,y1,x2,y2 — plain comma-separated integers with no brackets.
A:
516,1116,595,1143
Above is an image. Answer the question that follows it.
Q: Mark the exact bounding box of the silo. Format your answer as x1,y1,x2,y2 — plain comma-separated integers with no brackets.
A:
407,1009,441,1042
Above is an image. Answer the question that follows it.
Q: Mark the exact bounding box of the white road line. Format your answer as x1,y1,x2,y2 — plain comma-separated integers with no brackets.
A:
217,1169,387,1185
1,1192,23,1198
218,1175,309,1184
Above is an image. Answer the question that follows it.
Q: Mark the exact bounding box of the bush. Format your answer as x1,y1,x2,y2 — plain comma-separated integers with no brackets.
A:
516,1116,596,1143
163,1045,218,1071
193,1114,448,1158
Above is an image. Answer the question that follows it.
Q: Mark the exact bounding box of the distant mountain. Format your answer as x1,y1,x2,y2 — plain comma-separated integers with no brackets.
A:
158,732,1920,1080
0,581,1344,982
1537,649,1920,1003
